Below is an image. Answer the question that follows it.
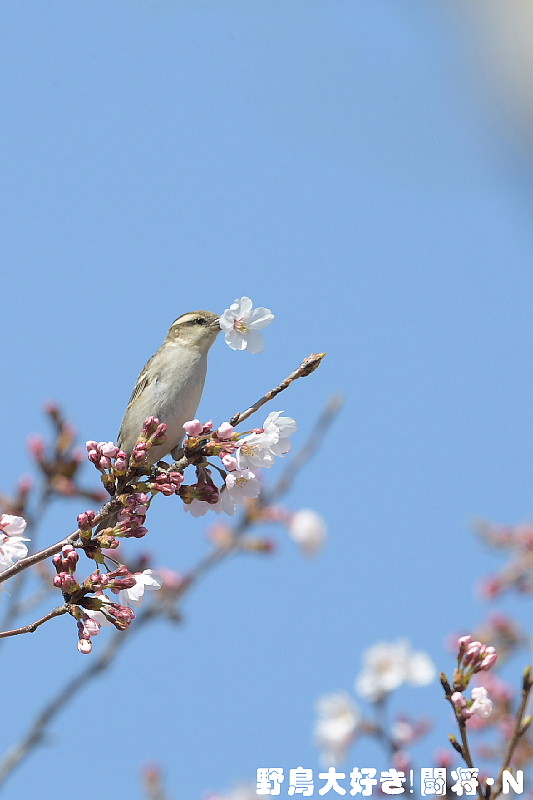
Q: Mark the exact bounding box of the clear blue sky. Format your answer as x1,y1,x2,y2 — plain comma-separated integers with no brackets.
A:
0,2,531,798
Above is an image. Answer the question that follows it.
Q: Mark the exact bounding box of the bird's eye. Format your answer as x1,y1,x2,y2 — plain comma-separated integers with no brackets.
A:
194,317,207,326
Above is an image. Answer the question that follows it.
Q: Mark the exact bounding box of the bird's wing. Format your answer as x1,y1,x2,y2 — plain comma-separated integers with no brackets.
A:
117,353,158,446
126,356,154,407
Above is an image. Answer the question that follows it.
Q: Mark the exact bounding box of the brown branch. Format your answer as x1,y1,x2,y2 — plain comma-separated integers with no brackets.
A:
441,692,485,800
0,606,68,639
0,353,326,597
0,397,341,790
0,534,80,586
491,666,533,799
229,352,326,427
0,496,124,587
0,609,155,787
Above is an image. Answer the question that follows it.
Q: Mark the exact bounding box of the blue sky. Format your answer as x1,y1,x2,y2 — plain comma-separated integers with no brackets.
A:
0,2,531,798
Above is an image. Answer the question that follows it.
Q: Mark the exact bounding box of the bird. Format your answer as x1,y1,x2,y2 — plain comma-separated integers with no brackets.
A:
117,310,221,465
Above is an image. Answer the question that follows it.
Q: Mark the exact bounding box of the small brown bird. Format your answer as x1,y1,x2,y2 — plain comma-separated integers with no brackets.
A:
117,310,221,464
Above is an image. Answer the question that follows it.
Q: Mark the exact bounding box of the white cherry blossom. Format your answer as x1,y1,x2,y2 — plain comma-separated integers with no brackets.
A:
183,498,220,517
0,514,28,537
355,639,436,701
288,509,327,555
119,569,163,607
236,411,297,470
470,686,493,719
225,469,261,504
314,691,361,765
263,411,297,456
219,297,274,353
0,514,30,571
236,430,277,470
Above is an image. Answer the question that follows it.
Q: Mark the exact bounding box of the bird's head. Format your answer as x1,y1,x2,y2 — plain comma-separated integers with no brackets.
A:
166,310,221,352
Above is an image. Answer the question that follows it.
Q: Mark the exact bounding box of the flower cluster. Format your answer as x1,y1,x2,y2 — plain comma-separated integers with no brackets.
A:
453,635,498,691
115,492,151,538
177,411,297,517
86,417,168,493
314,640,435,766
63,558,162,653
52,544,80,593
451,685,493,721
440,636,499,727
28,402,104,501
0,514,30,572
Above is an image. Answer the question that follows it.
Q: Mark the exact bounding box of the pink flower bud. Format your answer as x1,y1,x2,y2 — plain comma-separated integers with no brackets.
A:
86,441,98,451
28,435,45,460
18,475,34,494
479,646,498,670
464,641,482,665
217,422,235,440
83,618,101,637
222,454,238,471
99,456,112,470
451,691,466,709
183,419,203,436
77,510,96,530
62,574,79,592
77,638,92,654
44,400,60,416
169,471,184,487
154,423,167,439
99,442,119,458
142,417,161,436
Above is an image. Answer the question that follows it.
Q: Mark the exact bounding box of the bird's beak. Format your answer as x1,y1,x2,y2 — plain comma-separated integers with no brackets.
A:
210,317,221,329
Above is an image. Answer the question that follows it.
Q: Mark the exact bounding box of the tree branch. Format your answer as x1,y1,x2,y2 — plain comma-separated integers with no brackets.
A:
0,606,68,639
0,397,341,790
491,667,533,799
229,352,326,427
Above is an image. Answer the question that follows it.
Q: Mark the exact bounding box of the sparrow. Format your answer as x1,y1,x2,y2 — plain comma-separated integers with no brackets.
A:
117,310,221,465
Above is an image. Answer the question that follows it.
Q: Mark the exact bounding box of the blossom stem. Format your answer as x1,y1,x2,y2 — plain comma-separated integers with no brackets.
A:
229,352,326,427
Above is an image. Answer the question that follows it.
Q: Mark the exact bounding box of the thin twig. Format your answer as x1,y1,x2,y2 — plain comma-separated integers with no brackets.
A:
0,606,68,639
230,352,326,427
491,667,533,799
0,609,155,787
444,695,485,800
0,397,341,790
